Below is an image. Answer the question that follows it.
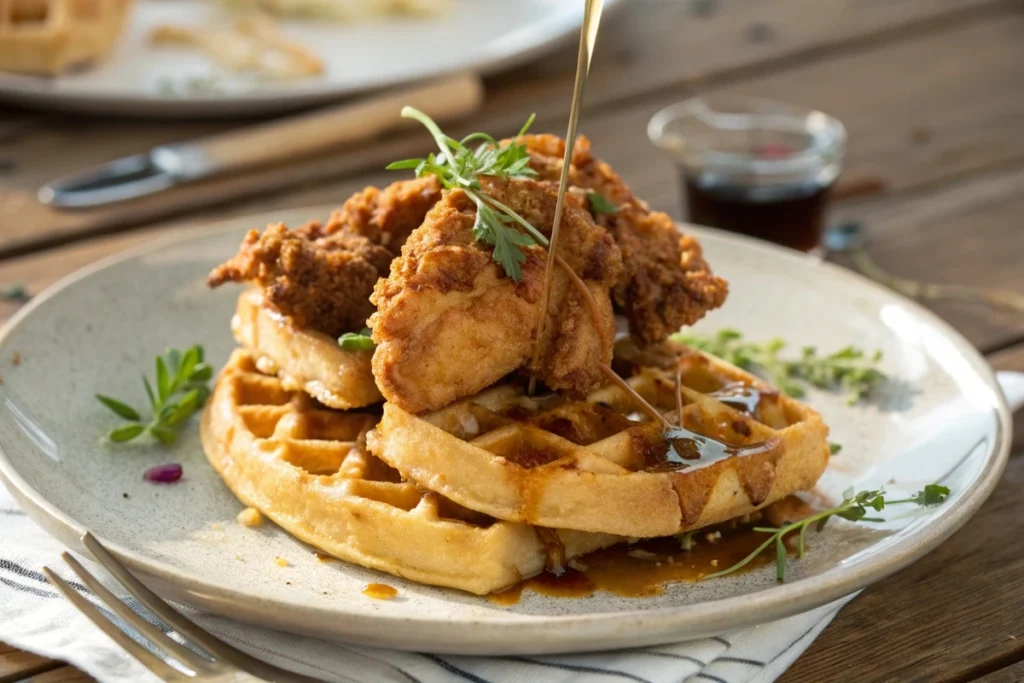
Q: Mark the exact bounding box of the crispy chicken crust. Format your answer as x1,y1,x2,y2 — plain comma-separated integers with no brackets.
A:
207,177,441,337
327,176,443,252
370,177,622,414
208,223,391,338
518,133,729,344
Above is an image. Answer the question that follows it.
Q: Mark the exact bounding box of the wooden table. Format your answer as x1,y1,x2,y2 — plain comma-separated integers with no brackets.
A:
2,1,1023,681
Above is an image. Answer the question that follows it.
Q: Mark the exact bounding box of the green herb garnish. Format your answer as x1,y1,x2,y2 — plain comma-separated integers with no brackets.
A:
587,192,618,215
96,345,212,445
0,283,29,303
829,442,842,455
672,328,886,404
338,328,376,352
387,107,550,281
703,484,950,582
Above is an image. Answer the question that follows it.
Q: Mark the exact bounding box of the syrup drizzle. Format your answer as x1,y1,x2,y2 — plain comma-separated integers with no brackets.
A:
489,517,799,605
707,383,774,416
362,583,398,600
657,425,777,472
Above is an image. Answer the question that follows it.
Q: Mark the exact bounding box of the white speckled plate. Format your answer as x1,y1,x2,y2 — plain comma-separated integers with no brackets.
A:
0,207,1010,654
0,0,617,118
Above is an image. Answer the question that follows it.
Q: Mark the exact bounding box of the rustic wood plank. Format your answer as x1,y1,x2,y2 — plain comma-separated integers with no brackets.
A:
781,445,1024,683
830,164,1024,353
553,8,1024,215
989,343,1024,454
0,643,63,682
481,0,1008,128
17,665,94,682
0,0,1010,255
972,660,1024,683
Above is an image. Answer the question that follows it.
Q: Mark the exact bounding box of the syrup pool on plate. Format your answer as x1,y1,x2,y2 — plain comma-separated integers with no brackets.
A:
489,497,816,605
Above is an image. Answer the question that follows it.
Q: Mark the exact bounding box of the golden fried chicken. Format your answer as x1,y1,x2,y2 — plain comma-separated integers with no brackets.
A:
207,177,441,337
208,223,391,338
327,176,442,252
370,177,622,414
519,134,729,344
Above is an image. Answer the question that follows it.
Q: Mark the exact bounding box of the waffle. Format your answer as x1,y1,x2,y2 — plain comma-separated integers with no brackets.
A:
368,343,830,538
0,0,132,75
201,349,619,594
231,289,382,410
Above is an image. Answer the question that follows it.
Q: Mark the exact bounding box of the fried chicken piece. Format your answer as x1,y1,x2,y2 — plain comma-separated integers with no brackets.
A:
327,176,442,252
370,177,622,414
518,134,729,344
208,223,392,337
207,177,442,336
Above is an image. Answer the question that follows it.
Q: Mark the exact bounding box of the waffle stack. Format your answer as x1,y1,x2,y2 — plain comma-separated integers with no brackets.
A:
202,289,830,594
0,0,133,75
202,291,621,594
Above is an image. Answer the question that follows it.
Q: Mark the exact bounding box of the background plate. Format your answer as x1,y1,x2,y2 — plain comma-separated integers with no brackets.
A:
0,206,1010,654
0,0,614,117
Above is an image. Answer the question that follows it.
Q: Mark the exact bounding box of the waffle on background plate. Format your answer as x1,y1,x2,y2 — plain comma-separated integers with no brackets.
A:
202,289,831,593
0,0,133,75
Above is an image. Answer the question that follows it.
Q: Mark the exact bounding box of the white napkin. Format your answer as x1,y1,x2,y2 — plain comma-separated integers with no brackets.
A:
4,372,1023,683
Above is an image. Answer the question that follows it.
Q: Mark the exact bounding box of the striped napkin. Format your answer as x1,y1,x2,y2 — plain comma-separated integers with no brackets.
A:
3,372,1022,683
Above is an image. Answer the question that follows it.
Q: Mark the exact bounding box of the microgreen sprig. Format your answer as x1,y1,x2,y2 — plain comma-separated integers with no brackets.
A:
703,484,950,582
338,328,376,352
387,107,550,280
587,192,618,215
96,345,212,445
673,328,887,404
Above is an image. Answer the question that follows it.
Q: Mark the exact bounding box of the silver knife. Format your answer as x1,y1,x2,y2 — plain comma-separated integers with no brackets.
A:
38,72,482,210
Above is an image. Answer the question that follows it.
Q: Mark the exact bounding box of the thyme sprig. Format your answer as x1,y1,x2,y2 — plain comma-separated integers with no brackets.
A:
96,345,212,445
703,484,950,582
673,328,887,404
387,107,549,280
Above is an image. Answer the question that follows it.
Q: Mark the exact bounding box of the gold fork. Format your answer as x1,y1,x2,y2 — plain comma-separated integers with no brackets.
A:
43,532,334,682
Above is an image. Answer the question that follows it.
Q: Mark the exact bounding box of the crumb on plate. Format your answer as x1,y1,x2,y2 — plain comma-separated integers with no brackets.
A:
236,507,263,527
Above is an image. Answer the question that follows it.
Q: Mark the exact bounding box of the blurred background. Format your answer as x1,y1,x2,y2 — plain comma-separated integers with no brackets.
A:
0,0,1021,410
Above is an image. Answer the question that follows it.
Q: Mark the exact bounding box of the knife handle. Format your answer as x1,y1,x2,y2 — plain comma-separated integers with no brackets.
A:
152,72,483,179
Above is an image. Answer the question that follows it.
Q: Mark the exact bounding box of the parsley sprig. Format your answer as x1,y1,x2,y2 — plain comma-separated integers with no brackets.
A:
387,107,550,280
673,328,887,404
96,345,212,445
703,484,950,582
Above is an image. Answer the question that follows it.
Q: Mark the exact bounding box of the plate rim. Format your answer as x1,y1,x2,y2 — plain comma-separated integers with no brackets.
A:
0,208,1011,653
0,0,621,118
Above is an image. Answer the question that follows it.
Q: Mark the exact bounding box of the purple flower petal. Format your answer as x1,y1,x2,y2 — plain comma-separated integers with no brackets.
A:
144,463,182,484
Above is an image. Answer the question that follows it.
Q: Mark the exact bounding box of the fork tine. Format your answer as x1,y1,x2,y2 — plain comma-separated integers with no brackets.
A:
42,566,184,682
62,552,218,675
81,532,323,683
